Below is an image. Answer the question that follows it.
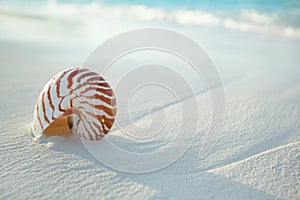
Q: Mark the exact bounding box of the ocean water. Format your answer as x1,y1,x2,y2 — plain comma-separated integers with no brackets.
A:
1,0,300,10
0,0,300,40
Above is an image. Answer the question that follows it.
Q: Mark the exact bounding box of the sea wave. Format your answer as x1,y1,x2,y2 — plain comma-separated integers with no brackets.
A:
1,2,300,40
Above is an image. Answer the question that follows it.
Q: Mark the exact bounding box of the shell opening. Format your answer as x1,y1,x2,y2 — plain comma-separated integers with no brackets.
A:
43,116,74,137
67,116,73,129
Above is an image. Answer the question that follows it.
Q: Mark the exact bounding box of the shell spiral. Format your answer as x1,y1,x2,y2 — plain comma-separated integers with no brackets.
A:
32,67,116,140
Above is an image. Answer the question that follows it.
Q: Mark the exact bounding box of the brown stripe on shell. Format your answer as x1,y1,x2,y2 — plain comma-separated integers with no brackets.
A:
73,93,116,107
78,101,116,117
77,71,100,83
47,81,56,120
36,101,43,130
56,68,75,98
79,86,114,97
41,92,50,124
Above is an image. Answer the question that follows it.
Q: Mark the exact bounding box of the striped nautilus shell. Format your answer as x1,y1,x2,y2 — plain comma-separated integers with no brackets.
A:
32,67,116,140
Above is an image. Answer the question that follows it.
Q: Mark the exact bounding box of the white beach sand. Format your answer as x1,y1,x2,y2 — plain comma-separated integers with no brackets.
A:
0,5,300,200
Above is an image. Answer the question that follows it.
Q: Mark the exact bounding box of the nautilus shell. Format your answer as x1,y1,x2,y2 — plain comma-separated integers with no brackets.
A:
32,67,116,140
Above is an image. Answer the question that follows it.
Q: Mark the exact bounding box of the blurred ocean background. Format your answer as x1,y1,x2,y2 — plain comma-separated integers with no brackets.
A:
0,0,300,44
